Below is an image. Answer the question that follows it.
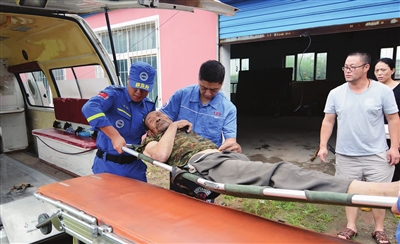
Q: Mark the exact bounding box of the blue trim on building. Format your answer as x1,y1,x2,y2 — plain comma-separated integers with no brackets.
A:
220,0,400,39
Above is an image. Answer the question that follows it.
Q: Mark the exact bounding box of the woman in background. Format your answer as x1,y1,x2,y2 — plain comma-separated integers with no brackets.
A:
375,57,400,181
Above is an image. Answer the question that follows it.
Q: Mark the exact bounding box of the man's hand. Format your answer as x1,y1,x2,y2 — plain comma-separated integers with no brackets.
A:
391,188,400,215
219,138,242,153
387,147,400,166
111,135,126,154
100,125,126,154
318,147,328,163
173,120,192,132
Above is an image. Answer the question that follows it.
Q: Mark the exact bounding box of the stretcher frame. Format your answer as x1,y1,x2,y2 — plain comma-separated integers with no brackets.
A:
34,193,131,244
34,173,356,243
122,146,398,209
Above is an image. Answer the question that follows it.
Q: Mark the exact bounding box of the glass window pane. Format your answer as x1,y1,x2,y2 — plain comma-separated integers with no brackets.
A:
285,55,295,81
128,23,156,52
297,53,314,81
230,58,240,83
20,71,53,107
117,59,128,86
381,48,393,58
316,52,327,80
241,58,249,71
230,58,240,93
75,65,110,98
101,34,111,53
113,30,127,54
52,65,110,99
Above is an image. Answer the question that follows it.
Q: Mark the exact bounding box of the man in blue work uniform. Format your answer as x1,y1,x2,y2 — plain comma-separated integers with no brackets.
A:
82,61,156,182
160,60,241,200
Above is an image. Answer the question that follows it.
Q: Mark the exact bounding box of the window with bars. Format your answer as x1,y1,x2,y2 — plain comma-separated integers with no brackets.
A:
95,18,159,102
285,52,327,81
230,58,249,94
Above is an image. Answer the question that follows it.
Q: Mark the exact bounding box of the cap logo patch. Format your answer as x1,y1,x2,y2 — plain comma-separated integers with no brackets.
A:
134,82,150,90
139,71,148,82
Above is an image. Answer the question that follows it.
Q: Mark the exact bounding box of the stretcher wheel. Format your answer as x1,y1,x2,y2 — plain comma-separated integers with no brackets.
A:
38,213,52,235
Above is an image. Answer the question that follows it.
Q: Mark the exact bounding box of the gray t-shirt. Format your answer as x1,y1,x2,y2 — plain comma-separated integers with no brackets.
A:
324,80,398,156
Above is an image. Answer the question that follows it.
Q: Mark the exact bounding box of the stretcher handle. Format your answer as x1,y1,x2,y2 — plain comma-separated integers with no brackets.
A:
122,146,173,172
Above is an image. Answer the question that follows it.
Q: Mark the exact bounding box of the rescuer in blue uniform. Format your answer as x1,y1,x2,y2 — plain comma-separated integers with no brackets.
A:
82,62,156,182
160,60,241,200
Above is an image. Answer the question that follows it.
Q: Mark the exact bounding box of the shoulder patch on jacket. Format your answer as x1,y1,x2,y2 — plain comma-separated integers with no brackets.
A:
97,92,109,100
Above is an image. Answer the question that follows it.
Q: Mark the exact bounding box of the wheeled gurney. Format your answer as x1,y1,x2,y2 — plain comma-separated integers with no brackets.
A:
35,173,356,243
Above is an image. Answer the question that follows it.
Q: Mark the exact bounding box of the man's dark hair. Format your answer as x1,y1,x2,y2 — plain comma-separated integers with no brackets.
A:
143,113,150,131
198,60,225,84
348,51,371,65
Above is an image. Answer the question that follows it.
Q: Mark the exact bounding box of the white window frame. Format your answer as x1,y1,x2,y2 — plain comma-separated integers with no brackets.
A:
93,15,162,104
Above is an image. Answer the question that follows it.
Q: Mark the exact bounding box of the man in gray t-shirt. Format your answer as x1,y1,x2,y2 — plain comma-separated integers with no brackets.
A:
318,51,400,243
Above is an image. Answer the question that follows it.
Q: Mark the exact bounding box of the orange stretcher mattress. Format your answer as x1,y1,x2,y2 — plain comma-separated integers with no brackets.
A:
37,173,355,243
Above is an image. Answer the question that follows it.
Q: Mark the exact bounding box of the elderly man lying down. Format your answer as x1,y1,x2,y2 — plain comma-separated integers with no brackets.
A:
135,111,399,197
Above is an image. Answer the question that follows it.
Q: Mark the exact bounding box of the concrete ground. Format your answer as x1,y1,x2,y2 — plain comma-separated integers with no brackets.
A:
238,114,336,171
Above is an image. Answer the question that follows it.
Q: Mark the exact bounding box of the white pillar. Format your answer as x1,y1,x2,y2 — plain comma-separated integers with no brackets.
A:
219,44,231,100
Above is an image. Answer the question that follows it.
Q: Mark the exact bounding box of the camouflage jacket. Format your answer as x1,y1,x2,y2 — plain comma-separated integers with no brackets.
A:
136,129,218,167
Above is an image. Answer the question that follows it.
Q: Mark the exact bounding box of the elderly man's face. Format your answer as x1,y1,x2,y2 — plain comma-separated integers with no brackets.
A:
145,111,172,134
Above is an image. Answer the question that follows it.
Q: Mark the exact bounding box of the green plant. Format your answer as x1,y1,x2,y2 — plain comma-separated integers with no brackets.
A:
217,195,340,233
221,195,235,206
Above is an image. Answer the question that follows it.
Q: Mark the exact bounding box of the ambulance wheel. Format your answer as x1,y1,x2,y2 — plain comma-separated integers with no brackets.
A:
38,213,52,235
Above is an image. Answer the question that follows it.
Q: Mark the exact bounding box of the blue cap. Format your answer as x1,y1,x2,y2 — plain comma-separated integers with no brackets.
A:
129,62,156,92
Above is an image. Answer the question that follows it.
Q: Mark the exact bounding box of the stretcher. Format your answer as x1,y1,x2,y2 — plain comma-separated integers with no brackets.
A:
35,173,356,243
122,146,398,209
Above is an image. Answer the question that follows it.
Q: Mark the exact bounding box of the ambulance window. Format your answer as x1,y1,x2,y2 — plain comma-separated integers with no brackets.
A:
19,71,53,107
52,64,110,99
27,79,36,96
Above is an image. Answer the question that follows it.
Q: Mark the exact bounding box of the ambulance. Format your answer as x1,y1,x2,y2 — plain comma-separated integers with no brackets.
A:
0,1,237,243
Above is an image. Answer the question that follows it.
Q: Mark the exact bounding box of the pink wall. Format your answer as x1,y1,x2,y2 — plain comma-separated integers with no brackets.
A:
84,9,218,105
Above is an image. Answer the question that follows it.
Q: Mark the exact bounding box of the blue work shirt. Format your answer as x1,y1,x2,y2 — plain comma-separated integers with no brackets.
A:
160,85,237,147
82,85,155,155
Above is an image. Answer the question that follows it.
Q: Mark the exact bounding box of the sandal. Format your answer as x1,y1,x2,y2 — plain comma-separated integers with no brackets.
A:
337,228,357,240
371,230,391,244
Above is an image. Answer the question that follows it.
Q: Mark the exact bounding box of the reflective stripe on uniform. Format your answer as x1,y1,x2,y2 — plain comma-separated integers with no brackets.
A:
87,112,106,122
117,108,131,117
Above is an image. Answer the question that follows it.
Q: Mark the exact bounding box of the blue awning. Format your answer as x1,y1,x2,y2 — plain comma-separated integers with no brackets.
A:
220,0,400,40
